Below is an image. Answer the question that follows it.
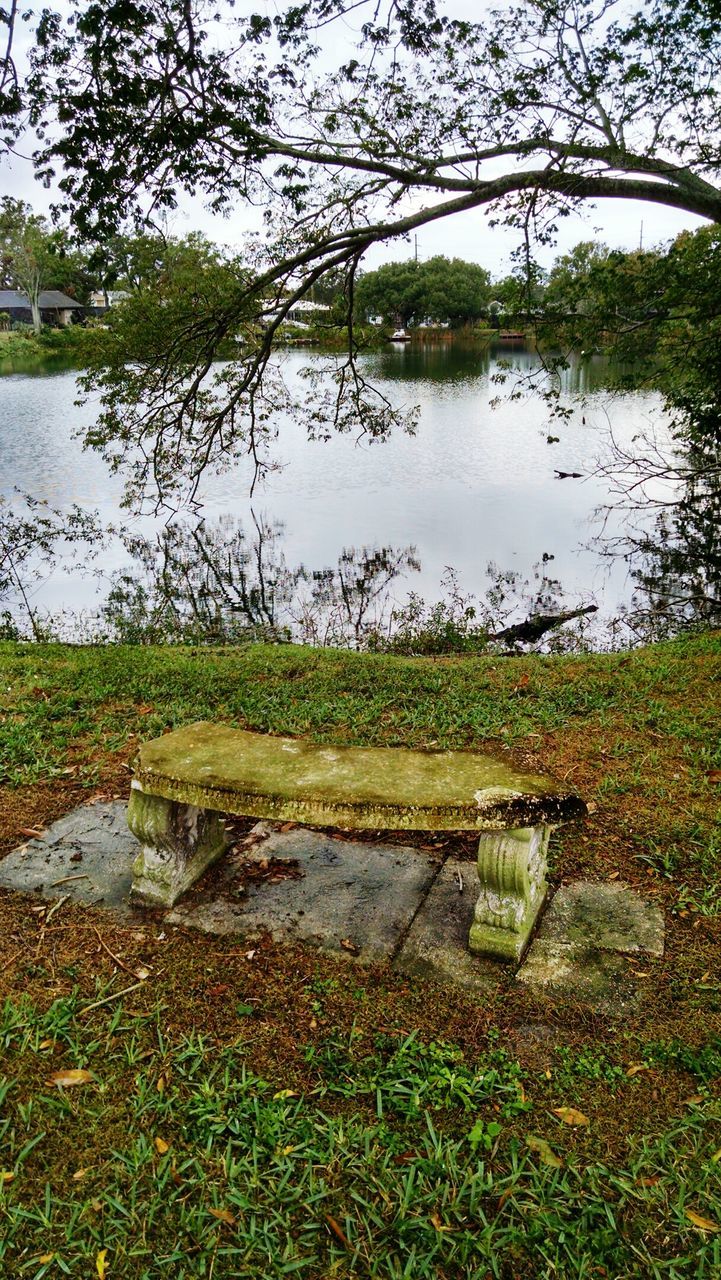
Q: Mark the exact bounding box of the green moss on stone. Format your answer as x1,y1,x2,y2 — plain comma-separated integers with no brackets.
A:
133,722,585,831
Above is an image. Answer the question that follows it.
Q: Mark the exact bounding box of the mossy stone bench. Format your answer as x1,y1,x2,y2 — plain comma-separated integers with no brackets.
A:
127,722,586,961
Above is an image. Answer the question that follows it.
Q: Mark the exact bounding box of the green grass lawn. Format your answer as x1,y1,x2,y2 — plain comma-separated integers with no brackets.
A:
1,635,720,1277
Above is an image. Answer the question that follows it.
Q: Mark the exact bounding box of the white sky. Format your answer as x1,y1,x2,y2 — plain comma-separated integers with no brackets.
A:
0,0,707,276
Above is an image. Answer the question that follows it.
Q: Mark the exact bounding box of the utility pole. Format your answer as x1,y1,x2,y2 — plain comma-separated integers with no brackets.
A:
639,220,643,251
414,234,418,262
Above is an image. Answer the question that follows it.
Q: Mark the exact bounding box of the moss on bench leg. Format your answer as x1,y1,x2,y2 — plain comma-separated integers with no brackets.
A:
127,785,231,908
468,825,550,962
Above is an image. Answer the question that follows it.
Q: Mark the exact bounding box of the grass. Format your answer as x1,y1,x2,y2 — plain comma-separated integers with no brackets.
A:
1,633,721,1275
0,992,720,1279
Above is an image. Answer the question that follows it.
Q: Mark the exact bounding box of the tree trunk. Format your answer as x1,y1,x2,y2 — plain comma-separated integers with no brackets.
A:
30,292,41,335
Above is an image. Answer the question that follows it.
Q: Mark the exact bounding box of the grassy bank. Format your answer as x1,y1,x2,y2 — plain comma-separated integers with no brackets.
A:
0,327,93,370
1,636,720,1276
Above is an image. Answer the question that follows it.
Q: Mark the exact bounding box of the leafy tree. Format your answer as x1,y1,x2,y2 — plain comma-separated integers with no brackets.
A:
0,198,76,331
356,257,491,327
0,0,718,509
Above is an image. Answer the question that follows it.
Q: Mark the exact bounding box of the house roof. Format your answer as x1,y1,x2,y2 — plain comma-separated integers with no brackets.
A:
0,289,82,310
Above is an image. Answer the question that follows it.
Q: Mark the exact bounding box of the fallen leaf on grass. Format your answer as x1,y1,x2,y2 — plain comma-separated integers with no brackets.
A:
526,1135,563,1167
154,1137,170,1155
324,1214,351,1248
637,1175,660,1187
683,1095,705,1106
273,1089,299,1100
96,1249,108,1278
47,1069,94,1088
38,1254,54,1264
551,1106,589,1127
72,1168,91,1181
626,1064,650,1077
685,1209,720,1232
430,1211,455,1232
340,938,360,955
209,1208,236,1225
705,769,721,784
1,1171,15,1184
207,984,230,998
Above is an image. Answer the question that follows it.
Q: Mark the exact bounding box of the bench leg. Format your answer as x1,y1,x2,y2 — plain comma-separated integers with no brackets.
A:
127,786,231,908
468,825,550,962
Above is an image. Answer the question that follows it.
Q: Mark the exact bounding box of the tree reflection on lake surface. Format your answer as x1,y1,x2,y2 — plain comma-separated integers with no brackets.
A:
0,345,717,647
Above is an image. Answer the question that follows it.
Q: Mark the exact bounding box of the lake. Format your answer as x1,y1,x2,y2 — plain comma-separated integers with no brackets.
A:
0,342,670,645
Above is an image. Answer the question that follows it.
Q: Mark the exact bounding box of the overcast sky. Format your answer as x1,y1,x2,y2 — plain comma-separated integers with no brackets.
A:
1,0,707,275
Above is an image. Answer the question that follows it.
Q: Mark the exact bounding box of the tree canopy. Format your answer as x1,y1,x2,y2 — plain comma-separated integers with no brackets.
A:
2,0,721,508
355,257,491,327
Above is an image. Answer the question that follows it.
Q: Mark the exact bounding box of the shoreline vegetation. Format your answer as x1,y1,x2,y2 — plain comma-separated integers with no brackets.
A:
0,323,506,370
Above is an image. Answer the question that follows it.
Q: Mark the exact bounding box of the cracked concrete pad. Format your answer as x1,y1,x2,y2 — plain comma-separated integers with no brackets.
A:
535,881,665,957
394,858,504,992
0,801,136,910
516,881,665,1012
169,827,440,963
517,944,641,1012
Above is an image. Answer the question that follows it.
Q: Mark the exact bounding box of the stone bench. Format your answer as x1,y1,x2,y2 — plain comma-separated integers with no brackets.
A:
127,722,586,961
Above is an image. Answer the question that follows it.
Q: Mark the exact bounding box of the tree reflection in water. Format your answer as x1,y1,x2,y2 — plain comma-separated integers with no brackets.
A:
596,433,721,644
102,513,421,648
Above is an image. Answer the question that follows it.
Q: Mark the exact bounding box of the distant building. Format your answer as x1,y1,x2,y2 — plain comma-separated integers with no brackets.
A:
88,289,129,309
284,300,331,326
0,289,83,327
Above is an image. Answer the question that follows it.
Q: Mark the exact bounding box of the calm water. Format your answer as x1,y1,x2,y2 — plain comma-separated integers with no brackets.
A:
0,343,668,639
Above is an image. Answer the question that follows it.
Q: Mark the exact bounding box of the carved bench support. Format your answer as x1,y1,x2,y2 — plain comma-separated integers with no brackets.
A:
468,825,551,962
128,785,231,908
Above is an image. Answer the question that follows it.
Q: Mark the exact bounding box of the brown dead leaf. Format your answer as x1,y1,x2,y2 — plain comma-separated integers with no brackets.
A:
683,1095,705,1106
324,1214,351,1248
154,1137,170,1155
586,800,598,814
685,1209,720,1232
626,1064,650,1077
47,1069,94,1088
340,938,360,955
608,870,620,880
551,1106,589,1127
637,1175,660,1187
430,1211,454,1232
72,1168,91,1181
705,769,721,784
209,1208,236,1225
19,827,45,839
1,1171,15,1184
526,1135,563,1167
